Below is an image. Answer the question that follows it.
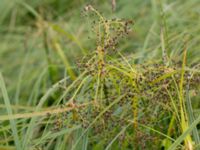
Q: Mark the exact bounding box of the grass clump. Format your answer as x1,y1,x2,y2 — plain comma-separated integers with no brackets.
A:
0,1,200,150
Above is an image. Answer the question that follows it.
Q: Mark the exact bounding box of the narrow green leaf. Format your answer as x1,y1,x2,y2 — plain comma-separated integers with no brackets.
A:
168,114,200,150
0,73,21,150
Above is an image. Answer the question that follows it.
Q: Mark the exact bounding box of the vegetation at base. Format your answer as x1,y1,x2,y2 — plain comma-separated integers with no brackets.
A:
0,0,200,150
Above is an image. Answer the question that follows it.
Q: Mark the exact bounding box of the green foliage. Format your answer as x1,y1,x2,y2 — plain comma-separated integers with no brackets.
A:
0,0,200,150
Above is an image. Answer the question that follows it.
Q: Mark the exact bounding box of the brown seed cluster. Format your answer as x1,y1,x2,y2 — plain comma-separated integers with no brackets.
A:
34,5,200,149
79,5,134,78
43,60,200,149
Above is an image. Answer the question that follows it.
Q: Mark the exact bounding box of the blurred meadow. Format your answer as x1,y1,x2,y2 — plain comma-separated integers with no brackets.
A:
0,0,200,150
